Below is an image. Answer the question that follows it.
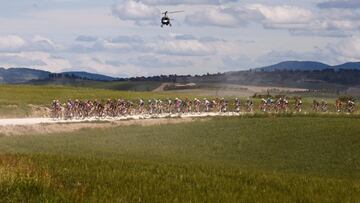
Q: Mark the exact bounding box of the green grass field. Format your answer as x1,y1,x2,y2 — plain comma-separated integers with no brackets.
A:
1,84,358,118
0,116,360,202
29,80,163,92
0,85,184,117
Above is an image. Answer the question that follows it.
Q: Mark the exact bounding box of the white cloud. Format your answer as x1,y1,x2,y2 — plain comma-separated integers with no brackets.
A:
111,0,240,26
185,4,313,29
184,3,360,38
247,4,314,29
0,35,71,72
158,34,243,56
112,0,160,25
140,0,237,5
253,4,360,36
0,52,71,72
29,35,61,52
287,10,360,37
248,4,313,25
22,52,71,72
0,35,64,53
128,55,192,68
185,7,249,27
76,35,98,42
73,55,141,77
110,35,144,43
71,35,149,53
331,36,360,60
94,40,134,51
0,35,27,52
0,54,46,67
151,39,217,56
64,33,237,76
70,34,235,57
222,55,254,70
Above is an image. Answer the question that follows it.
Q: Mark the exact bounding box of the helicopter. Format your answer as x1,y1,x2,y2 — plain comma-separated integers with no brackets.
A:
161,11,184,27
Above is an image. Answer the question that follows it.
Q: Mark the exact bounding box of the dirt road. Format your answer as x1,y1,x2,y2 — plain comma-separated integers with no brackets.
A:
0,113,242,136
0,112,241,127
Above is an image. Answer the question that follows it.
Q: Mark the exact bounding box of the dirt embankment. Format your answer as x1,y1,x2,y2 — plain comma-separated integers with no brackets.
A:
152,83,172,92
155,83,309,97
0,117,205,136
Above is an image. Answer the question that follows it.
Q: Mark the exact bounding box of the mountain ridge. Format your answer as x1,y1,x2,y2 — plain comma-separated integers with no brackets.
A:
0,67,116,84
1,60,360,84
257,61,360,72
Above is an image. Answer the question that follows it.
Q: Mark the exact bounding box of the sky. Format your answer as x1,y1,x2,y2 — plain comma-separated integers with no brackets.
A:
1,0,360,77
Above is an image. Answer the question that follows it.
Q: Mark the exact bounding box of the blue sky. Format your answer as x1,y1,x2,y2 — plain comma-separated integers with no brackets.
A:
0,0,360,77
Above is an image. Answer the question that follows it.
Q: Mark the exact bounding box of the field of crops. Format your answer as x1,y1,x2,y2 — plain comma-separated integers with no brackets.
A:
0,116,359,202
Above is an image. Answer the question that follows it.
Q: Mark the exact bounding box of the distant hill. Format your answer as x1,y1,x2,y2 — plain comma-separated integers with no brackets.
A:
333,62,360,70
1,61,360,92
258,61,330,72
257,61,360,72
0,68,50,83
0,68,116,84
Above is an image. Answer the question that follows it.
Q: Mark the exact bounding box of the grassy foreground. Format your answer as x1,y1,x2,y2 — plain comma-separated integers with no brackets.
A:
0,116,360,202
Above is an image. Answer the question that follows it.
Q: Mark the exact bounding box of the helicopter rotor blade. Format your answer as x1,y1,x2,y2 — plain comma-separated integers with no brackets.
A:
167,10,184,14
162,10,184,15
